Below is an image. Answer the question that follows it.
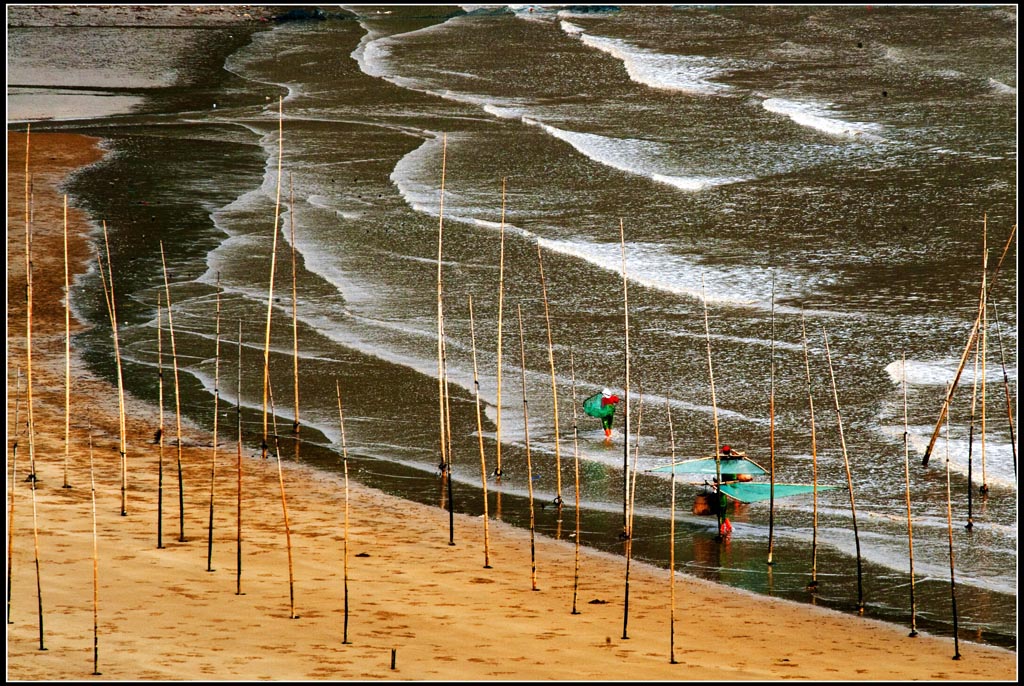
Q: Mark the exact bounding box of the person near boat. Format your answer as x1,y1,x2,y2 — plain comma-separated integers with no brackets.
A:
583,387,621,441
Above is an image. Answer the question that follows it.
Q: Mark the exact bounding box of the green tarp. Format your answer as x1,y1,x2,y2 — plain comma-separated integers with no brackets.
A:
650,456,768,477
583,392,616,419
719,482,841,504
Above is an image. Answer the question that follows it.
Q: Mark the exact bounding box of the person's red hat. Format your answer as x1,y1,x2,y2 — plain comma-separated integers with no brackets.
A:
722,444,731,453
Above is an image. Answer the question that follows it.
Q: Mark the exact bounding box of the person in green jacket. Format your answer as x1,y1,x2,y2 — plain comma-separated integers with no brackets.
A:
583,387,621,442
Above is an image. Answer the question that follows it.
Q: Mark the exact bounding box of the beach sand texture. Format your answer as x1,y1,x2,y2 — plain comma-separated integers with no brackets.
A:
5,128,1017,682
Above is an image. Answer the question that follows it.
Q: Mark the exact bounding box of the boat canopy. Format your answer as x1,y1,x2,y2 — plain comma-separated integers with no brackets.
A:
719,482,841,504
649,455,767,477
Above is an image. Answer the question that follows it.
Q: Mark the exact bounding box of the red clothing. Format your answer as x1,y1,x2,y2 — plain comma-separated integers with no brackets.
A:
601,395,620,407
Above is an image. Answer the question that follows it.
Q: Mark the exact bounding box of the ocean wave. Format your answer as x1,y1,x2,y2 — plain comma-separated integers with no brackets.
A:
884,358,1018,388
988,77,1016,95
761,97,885,142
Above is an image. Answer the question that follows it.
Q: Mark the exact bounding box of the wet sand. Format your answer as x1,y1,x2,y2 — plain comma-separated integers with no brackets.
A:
5,129,1017,682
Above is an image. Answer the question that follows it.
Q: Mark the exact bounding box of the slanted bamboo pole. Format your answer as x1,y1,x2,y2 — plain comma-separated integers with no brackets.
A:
901,352,918,637
235,320,243,595
942,394,962,660
159,242,186,542
923,221,1016,466
495,178,507,478
262,96,285,460
468,296,492,568
701,275,724,541
156,295,165,549
666,398,679,665
622,390,643,641
88,432,101,675
800,313,820,590
100,222,128,515
569,351,582,615
822,327,864,614
767,276,776,565
267,379,297,619
989,300,1016,480
619,219,631,537
335,381,352,643
62,195,71,489
207,277,222,572
289,174,300,434
517,304,539,591
536,242,563,507
7,367,21,625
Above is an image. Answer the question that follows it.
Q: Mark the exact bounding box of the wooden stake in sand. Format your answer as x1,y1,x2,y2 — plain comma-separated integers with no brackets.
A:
799,313,820,590
236,320,244,595
495,177,507,478
901,352,918,637
468,296,492,568
262,96,285,460
989,300,1017,480
922,221,1016,467
207,276,223,572
822,327,864,614
88,431,101,675
536,242,563,507
942,392,962,660
619,219,631,537
517,304,539,591
100,221,128,516
622,391,644,640
156,294,165,549
666,398,679,664
767,276,777,566
568,351,582,615
335,381,352,643
62,195,72,489
701,275,725,541
267,380,298,619
289,175,301,434
159,241,186,542
7,367,21,625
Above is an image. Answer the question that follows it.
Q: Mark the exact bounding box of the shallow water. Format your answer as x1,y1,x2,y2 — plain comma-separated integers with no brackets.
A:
10,5,1017,649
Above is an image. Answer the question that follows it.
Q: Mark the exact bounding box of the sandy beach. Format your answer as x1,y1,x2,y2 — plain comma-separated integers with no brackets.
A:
5,125,1018,682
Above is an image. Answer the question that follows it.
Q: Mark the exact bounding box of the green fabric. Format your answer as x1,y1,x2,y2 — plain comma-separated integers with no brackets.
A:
719,482,841,504
583,392,616,419
650,456,768,477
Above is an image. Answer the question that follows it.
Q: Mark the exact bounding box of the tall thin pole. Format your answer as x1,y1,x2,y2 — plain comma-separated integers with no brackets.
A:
494,178,507,478
468,296,492,568
822,327,863,614
289,174,300,434
666,399,678,665
62,195,72,489
990,300,1016,480
442,328,455,546
622,391,643,640
235,321,243,595
979,229,989,494
335,381,352,643
517,304,539,591
160,242,185,542
619,219,631,536
436,133,449,482
800,313,820,590
701,275,724,540
943,395,962,660
267,381,297,619
23,123,35,485
536,243,563,506
262,96,285,460
207,276,222,572
923,221,1015,466
569,351,582,615
901,352,918,637
966,339,981,529
88,433,101,675
7,367,21,625
156,295,165,549
101,222,128,515
767,276,776,565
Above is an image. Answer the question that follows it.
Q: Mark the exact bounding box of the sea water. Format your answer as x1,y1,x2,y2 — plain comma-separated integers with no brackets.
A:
10,5,1016,648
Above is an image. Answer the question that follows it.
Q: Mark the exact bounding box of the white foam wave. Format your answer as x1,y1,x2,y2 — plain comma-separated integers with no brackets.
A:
884,358,1018,388
988,77,1016,95
762,97,885,142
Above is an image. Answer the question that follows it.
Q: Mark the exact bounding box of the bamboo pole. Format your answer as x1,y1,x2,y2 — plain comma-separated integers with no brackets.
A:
267,379,298,619
621,390,643,641
289,174,300,434
7,368,22,625
468,296,492,568
822,327,864,614
569,351,582,615
966,338,981,529
701,275,724,541
943,392,962,660
159,242,186,542
619,219,631,537
156,294,165,549
207,276,222,572
517,304,539,591
335,381,352,643
666,398,679,665
989,300,1016,480
435,133,449,482
495,178,507,478
262,96,285,460
236,320,244,595
442,328,455,546
536,242,563,507
979,230,989,494
101,222,128,516
922,221,1016,466
767,276,776,565
901,352,918,637
800,313,820,590
62,195,72,489
88,432,101,675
